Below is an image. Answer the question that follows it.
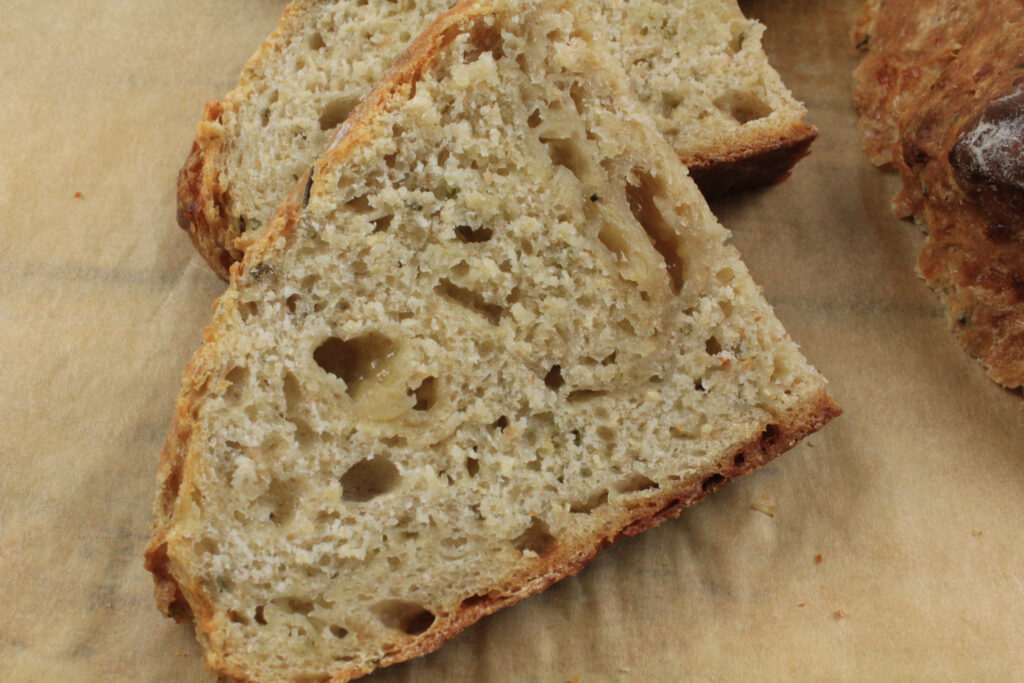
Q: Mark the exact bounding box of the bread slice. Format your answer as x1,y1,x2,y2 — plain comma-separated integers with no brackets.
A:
179,0,817,278
148,0,839,679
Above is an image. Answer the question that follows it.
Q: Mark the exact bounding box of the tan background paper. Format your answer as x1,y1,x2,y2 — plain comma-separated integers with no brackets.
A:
2,0,1022,680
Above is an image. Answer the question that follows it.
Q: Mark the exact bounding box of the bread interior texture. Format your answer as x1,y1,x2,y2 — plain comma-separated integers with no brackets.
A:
214,0,808,264
156,3,833,680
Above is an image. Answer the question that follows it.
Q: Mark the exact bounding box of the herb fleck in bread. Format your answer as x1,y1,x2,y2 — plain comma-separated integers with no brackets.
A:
148,0,839,679
178,0,817,278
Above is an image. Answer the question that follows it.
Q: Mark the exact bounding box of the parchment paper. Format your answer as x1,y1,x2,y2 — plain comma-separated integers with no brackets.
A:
2,0,1022,680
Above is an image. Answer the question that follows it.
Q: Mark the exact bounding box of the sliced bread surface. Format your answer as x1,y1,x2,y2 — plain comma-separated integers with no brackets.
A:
178,0,816,278
149,0,839,679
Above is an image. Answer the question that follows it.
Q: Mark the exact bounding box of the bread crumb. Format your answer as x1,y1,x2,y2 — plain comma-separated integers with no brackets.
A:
814,554,823,564
175,651,190,657
833,609,848,619
797,602,806,608
74,191,84,198
750,494,776,517
972,529,983,537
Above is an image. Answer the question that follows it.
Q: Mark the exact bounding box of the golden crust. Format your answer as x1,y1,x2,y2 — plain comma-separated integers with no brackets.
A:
852,0,1024,388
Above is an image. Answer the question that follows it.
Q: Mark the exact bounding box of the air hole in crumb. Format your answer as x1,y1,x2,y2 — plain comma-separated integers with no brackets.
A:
626,169,685,293
694,378,706,392
464,23,504,63
314,333,397,398
371,600,436,635
569,81,586,116
597,426,615,442
527,109,542,128
455,224,493,243
494,415,509,431
716,267,735,284
466,457,480,477
705,337,722,355
341,456,400,502
567,389,606,403
733,453,746,467
285,294,300,314
571,429,582,446
195,538,218,556
225,366,247,387
284,598,315,615
228,610,248,624
254,605,267,625
460,593,489,609
701,473,725,492
308,31,326,51
408,376,437,411
282,371,304,420
761,423,780,448
601,351,617,366
387,557,402,570
260,478,299,526
713,92,773,124
317,97,358,132
437,148,450,167
372,215,393,233
219,249,237,273
615,474,660,493
512,517,557,556
330,625,349,639
435,278,503,324
728,29,745,53
345,194,372,214
542,137,587,181
544,365,564,390
570,489,608,513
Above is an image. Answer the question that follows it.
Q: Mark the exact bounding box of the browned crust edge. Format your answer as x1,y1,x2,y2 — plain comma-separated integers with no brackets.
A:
687,123,818,199
149,2,841,679
352,390,841,683
175,101,241,280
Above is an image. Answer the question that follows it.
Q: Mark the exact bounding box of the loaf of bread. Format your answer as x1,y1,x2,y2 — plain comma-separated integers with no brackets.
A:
178,0,817,278
853,0,1024,388
148,0,839,679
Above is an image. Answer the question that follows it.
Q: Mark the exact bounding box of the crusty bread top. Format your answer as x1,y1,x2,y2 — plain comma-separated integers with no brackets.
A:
852,0,977,166
149,0,838,680
853,0,1024,388
177,0,815,278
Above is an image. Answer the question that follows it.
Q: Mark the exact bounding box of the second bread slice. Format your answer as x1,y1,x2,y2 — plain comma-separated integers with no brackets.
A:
179,0,817,278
